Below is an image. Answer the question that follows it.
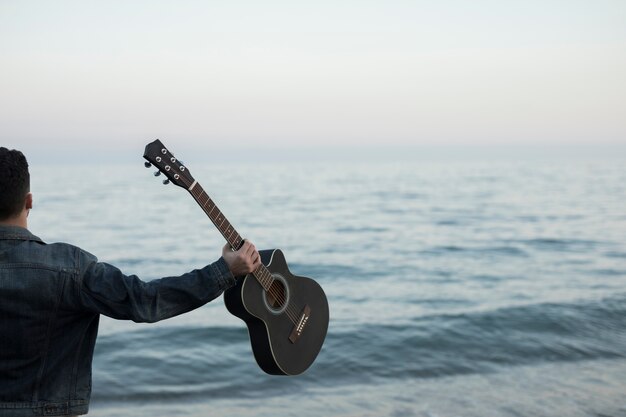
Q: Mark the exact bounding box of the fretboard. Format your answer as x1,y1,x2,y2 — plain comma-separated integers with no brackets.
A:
188,183,243,250
187,182,274,290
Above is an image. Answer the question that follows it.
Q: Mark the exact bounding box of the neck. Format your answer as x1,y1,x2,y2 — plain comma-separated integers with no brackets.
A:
0,213,28,229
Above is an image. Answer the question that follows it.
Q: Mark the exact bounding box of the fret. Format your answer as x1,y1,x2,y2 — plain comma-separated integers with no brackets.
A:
203,200,218,221
196,189,207,203
254,266,269,287
232,235,243,250
201,196,213,210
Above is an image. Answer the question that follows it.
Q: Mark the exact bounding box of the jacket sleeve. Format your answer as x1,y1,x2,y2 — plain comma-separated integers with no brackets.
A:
75,249,236,323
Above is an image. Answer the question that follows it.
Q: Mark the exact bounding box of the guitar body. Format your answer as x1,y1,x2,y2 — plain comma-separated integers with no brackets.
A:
224,249,329,375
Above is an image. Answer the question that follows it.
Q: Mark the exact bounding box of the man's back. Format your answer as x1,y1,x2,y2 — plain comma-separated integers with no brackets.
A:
0,225,97,417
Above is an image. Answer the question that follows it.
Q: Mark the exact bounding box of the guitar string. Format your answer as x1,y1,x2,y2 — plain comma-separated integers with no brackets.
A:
146,150,302,322
185,183,298,314
194,193,304,324
250,263,301,324
188,187,301,323
170,172,303,324
155,162,302,324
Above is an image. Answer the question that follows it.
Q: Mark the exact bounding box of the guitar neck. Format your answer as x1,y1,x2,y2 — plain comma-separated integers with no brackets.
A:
187,182,274,290
188,182,244,250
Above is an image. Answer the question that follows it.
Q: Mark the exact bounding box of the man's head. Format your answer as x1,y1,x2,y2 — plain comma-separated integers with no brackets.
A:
0,147,31,222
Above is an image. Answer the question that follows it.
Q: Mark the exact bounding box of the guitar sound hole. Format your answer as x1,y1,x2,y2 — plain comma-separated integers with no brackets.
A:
266,281,286,309
263,274,289,314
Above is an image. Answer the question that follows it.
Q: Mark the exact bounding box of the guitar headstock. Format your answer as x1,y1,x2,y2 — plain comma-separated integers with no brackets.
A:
143,139,194,189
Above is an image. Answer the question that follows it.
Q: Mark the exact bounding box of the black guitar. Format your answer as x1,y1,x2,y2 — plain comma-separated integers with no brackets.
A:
143,139,329,375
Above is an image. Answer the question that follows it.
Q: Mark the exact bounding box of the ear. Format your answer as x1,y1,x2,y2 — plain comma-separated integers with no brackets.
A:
25,192,33,210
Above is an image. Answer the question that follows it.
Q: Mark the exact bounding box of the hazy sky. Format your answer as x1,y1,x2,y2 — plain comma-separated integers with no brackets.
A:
1,0,625,159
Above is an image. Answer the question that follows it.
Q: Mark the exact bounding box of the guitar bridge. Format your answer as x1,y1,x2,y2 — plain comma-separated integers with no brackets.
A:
289,305,311,344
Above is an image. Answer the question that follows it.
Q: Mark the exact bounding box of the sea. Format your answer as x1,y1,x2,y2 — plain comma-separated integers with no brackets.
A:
28,148,626,417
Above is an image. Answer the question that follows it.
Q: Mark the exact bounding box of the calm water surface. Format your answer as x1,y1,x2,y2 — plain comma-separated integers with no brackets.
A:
29,155,626,417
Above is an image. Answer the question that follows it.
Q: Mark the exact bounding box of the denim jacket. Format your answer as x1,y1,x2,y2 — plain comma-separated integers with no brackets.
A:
0,225,236,416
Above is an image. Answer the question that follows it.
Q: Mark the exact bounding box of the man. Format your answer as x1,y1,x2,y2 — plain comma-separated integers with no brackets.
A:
0,147,260,417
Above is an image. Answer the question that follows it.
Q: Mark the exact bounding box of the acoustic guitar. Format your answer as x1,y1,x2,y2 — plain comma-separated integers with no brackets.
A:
143,139,329,375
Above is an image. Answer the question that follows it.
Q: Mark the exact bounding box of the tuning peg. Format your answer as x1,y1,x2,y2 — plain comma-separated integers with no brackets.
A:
154,171,161,177
163,179,170,185
144,161,152,168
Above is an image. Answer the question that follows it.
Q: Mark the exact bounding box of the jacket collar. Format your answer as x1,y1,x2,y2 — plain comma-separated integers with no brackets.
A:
0,225,43,242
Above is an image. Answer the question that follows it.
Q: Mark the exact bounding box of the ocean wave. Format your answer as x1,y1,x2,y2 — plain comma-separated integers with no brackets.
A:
320,294,626,381
422,245,528,257
516,238,602,251
288,262,377,282
334,226,389,233
92,294,626,404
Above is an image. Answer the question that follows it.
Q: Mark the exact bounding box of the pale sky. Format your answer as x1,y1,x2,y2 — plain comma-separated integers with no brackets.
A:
1,0,625,160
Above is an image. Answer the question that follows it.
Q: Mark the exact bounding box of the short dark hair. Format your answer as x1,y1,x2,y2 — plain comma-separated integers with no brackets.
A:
0,147,30,220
